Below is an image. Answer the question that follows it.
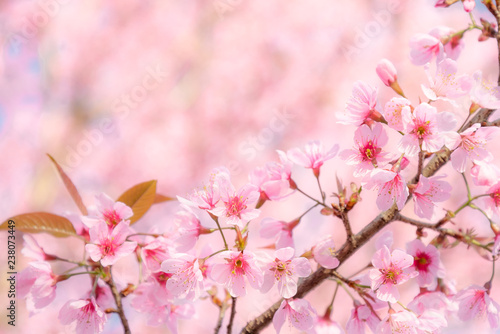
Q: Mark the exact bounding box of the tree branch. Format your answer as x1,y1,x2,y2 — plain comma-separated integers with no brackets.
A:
241,108,496,333
106,271,131,334
227,297,237,334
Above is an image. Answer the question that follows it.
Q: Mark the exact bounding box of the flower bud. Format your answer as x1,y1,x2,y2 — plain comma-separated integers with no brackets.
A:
376,59,397,86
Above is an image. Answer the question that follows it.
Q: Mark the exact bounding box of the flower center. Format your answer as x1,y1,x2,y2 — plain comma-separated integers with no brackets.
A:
414,121,431,138
226,196,247,217
414,252,431,272
490,189,500,206
100,239,117,256
380,265,401,285
103,210,121,226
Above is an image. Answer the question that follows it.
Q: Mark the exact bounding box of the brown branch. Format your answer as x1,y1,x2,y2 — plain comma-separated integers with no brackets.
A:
340,209,356,247
106,272,131,334
227,297,237,334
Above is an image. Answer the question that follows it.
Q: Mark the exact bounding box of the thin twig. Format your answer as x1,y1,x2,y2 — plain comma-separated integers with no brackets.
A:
107,271,131,334
227,297,237,334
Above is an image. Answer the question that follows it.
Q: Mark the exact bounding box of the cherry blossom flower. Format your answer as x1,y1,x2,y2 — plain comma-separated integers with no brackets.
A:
339,123,390,177
173,207,205,252
178,166,231,211
376,59,397,86
209,182,260,228
261,247,312,298
409,33,444,66
287,141,339,177
412,175,452,219
493,234,500,257
312,235,340,269
376,310,419,334
431,26,465,61
21,234,55,261
17,261,60,309
454,285,500,328
408,291,457,323
141,236,172,273
58,297,107,334
85,221,137,267
463,0,475,12
482,181,500,218
365,166,409,211
469,71,500,110
82,193,133,229
406,239,445,287
399,103,457,156
421,58,472,103
369,245,418,303
345,303,380,333
450,123,499,173
260,218,295,249
383,97,411,132
208,250,264,297
337,81,379,126
471,160,500,186
312,315,345,334
161,254,205,301
273,298,317,334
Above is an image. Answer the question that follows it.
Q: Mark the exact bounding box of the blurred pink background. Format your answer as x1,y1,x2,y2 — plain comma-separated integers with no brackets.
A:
2,0,500,333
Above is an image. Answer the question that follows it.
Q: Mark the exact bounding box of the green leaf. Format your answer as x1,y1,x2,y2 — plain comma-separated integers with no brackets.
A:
47,154,88,216
0,212,77,238
117,180,157,224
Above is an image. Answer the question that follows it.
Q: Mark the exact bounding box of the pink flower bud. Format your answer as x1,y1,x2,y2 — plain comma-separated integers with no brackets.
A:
376,59,397,86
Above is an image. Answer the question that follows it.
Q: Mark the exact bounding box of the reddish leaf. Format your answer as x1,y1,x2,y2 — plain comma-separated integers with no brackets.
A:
153,193,175,204
117,180,157,224
0,212,77,238
47,154,88,216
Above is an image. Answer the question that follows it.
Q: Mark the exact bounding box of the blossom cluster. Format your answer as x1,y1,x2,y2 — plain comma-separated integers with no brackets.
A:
7,1,500,334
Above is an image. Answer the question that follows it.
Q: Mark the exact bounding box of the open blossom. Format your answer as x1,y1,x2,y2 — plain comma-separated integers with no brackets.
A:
471,160,500,186
173,207,204,252
383,97,411,132
431,26,465,61
346,303,380,334
365,166,409,211
250,150,294,202
339,123,390,177
141,236,172,273
273,298,317,334
161,254,205,301
178,167,231,210
58,297,107,334
412,175,451,219
85,221,137,267
260,218,295,249
18,261,60,310
470,71,500,109
369,245,418,303
82,193,133,229
482,181,500,218
399,103,457,156
454,285,500,328
409,32,444,66
287,141,339,176
337,81,379,126
21,234,55,261
449,123,499,173
312,236,340,269
209,183,260,228
376,310,419,334
132,282,194,333
208,250,264,297
261,247,312,298
421,58,472,103
406,239,444,287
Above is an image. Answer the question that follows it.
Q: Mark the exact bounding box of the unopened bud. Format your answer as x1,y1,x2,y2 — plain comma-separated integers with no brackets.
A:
376,59,397,86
